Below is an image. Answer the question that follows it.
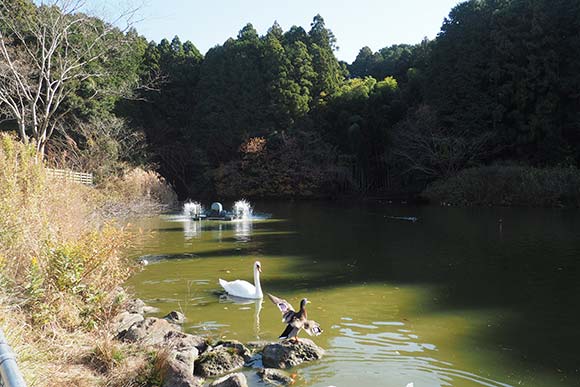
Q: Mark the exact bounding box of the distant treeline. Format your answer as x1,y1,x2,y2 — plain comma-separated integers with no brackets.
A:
3,0,580,202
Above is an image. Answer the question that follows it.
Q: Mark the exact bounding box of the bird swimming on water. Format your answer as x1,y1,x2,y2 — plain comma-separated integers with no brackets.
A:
267,293,323,342
219,261,263,299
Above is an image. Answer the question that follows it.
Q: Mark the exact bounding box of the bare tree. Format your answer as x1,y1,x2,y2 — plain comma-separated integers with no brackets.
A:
392,105,493,179
0,0,137,157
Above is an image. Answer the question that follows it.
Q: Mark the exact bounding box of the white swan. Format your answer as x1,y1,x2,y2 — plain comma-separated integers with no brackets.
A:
219,261,263,299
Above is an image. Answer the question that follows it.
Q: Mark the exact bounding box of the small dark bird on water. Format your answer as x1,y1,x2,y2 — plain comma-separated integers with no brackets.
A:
267,293,323,342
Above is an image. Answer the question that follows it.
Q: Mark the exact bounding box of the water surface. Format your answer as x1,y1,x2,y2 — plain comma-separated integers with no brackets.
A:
126,201,580,387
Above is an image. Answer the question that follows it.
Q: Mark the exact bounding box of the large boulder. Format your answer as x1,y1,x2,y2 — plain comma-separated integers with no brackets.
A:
159,331,209,387
121,317,180,346
194,341,251,378
112,311,144,337
209,372,248,387
162,347,202,387
262,339,324,369
257,368,294,386
164,331,209,354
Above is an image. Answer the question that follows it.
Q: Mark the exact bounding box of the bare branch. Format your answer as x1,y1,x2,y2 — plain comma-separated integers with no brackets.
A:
0,0,142,157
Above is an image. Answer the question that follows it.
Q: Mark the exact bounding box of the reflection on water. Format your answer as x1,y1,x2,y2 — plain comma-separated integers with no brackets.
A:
219,294,263,338
127,202,580,387
183,219,201,240
234,219,253,243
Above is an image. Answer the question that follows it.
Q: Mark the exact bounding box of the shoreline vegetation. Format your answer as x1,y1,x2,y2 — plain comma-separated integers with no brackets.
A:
0,135,177,386
423,165,580,208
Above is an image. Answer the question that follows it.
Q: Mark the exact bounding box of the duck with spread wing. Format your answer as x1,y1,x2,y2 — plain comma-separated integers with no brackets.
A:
267,293,323,341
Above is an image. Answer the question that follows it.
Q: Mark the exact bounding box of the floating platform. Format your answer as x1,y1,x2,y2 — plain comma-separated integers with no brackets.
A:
187,201,248,222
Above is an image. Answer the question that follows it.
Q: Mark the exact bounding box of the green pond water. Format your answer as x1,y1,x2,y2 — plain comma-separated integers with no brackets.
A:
126,201,580,387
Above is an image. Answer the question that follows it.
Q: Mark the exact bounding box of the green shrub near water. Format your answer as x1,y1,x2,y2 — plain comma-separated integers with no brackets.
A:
423,165,580,207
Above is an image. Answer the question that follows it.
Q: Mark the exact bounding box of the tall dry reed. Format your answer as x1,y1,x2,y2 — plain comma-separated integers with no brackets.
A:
0,134,174,386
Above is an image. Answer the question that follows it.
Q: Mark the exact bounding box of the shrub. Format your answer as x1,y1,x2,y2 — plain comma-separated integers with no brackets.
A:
99,167,177,217
0,133,173,385
423,165,580,207
0,134,137,328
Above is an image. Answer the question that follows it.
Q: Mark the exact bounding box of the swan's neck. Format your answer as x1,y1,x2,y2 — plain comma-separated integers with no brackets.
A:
253,268,263,298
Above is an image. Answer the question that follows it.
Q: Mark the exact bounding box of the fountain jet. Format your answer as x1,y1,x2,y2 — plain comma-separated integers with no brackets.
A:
183,201,203,219
233,199,253,220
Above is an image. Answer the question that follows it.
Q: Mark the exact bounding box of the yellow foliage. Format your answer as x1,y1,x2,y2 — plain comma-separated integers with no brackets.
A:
0,133,137,325
0,133,175,386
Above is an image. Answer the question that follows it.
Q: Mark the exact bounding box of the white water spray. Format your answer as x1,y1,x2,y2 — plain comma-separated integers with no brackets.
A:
183,201,203,218
232,199,253,220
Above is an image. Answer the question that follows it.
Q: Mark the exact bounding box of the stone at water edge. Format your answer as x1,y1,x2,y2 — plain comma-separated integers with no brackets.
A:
143,305,160,314
162,347,201,387
262,339,324,369
246,340,270,352
121,317,181,346
112,311,144,337
164,310,186,324
194,341,251,378
164,330,209,354
125,298,146,314
214,340,253,362
209,372,249,387
257,368,295,386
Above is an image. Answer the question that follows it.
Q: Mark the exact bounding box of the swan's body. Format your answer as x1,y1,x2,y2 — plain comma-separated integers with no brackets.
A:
219,261,263,299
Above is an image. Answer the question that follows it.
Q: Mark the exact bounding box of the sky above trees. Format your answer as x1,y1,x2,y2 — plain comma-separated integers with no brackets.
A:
83,0,461,62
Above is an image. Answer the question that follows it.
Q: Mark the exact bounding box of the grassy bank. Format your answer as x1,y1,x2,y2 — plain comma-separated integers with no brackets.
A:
0,134,175,386
423,165,580,207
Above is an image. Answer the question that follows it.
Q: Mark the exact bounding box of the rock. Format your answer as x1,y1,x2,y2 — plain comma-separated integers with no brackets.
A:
112,311,144,337
162,347,202,387
257,368,294,386
214,340,252,362
158,330,207,387
164,310,186,324
143,305,160,314
125,298,146,314
246,340,270,352
209,372,248,387
262,339,324,369
164,330,209,354
194,341,251,378
121,317,180,346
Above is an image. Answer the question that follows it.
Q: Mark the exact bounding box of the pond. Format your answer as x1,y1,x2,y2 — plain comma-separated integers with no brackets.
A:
126,201,580,387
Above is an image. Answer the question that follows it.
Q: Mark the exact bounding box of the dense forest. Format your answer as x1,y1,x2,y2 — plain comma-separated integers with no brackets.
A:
2,0,580,203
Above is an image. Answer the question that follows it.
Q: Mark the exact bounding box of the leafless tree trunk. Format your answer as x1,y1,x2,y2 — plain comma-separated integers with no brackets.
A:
0,0,136,159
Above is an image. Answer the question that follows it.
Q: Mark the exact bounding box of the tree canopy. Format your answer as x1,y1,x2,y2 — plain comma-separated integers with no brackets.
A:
3,1,580,199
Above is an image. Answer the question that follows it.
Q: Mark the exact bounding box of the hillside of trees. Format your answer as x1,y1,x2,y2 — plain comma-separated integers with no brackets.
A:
3,0,580,203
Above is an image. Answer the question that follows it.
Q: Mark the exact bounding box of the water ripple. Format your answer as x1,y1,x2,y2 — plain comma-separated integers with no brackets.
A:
309,320,512,387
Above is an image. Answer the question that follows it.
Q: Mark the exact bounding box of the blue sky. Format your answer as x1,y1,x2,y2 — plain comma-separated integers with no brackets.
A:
85,0,462,63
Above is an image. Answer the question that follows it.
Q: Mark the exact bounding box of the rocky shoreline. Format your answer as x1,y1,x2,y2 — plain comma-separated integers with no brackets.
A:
113,299,325,387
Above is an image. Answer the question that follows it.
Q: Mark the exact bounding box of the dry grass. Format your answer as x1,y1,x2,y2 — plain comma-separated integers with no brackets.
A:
0,134,174,386
99,167,178,218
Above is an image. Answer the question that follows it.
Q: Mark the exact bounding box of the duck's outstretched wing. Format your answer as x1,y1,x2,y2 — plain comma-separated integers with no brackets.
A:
302,320,323,336
267,293,295,313
268,293,297,324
